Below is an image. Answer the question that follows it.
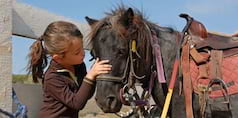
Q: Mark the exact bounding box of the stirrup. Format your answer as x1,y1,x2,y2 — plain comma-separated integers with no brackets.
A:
206,78,232,110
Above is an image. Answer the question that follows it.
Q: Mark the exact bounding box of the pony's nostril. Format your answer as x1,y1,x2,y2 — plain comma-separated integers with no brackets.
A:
106,95,117,109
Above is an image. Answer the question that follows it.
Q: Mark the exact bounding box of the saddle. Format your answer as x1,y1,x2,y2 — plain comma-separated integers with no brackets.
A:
187,16,238,50
180,14,238,118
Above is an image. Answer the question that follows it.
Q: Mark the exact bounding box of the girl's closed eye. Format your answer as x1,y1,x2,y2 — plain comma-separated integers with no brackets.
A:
75,51,80,55
74,48,82,55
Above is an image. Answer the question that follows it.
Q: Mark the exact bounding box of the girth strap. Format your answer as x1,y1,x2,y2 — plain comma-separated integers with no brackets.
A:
210,50,223,80
181,42,194,118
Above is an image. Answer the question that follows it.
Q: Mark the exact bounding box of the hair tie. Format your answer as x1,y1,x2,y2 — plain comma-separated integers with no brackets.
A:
38,36,44,42
38,36,46,53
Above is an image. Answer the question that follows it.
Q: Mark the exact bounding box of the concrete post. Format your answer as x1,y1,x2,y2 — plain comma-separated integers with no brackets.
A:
0,0,13,117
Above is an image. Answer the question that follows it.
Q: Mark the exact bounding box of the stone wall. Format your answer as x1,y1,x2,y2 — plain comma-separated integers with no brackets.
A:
0,0,13,117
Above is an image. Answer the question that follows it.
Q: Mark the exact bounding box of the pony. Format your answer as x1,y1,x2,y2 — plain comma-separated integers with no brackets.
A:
85,6,181,117
85,6,238,118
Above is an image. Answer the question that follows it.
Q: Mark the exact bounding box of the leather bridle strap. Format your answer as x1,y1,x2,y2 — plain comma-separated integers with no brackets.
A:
150,31,166,83
128,39,146,80
96,56,130,82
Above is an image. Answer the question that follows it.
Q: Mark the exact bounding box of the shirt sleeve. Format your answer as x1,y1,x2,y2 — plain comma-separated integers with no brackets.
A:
86,79,96,99
75,62,95,99
45,74,94,110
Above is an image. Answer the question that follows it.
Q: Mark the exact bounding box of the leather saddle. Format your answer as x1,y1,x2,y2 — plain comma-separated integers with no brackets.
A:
180,14,238,118
180,13,238,96
182,14,238,50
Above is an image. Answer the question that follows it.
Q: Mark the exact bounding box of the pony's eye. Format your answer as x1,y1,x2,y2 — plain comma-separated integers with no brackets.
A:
118,49,126,56
100,37,106,42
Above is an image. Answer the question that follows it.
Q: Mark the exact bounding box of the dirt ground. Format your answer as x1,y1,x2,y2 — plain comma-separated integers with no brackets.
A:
13,83,132,118
80,97,134,118
79,98,118,118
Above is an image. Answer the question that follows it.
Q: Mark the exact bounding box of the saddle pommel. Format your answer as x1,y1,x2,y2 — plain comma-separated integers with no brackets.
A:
180,13,208,38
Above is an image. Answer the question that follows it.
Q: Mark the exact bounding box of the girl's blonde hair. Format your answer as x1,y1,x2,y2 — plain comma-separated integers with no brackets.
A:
27,21,83,83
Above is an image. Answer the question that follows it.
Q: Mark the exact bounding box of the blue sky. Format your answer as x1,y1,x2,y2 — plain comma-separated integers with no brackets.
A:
13,0,238,74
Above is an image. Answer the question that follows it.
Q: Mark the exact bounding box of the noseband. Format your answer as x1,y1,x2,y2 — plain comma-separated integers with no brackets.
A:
96,56,129,83
96,39,146,83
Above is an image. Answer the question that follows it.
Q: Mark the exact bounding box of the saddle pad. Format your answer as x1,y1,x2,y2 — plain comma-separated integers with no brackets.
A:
190,55,238,98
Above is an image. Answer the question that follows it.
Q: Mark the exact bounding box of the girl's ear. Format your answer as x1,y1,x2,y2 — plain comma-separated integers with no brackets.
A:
52,54,62,62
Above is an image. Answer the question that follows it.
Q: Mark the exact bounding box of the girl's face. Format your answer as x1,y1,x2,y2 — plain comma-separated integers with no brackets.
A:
55,39,85,66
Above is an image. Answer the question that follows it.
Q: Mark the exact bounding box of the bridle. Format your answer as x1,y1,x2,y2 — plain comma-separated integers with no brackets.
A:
94,20,151,83
95,56,129,83
93,38,151,117
91,23,162,117
96,39,146,83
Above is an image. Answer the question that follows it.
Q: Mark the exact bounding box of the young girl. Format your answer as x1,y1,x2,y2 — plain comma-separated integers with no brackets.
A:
27,21,111,118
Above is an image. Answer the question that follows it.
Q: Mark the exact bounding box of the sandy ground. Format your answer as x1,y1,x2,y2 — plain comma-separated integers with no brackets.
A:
12,83,133,118
79,98,119,118
80,98,133,118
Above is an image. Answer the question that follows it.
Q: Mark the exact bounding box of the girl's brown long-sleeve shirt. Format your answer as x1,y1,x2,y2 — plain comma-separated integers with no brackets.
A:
39,60,95,118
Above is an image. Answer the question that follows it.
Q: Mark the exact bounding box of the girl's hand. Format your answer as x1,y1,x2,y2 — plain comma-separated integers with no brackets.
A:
86,58,112,81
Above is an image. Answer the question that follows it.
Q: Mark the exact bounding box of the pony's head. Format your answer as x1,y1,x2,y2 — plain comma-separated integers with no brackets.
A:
86,7,154,113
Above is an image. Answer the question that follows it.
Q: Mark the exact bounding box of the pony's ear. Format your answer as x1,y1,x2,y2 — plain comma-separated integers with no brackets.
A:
233,32,238,37
118,8,134,29
85,16,98,26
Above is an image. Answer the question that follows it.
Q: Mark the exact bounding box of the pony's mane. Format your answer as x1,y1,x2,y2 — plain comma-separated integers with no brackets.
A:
88,6,150,42
105,5,146,19
87,5,178,43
